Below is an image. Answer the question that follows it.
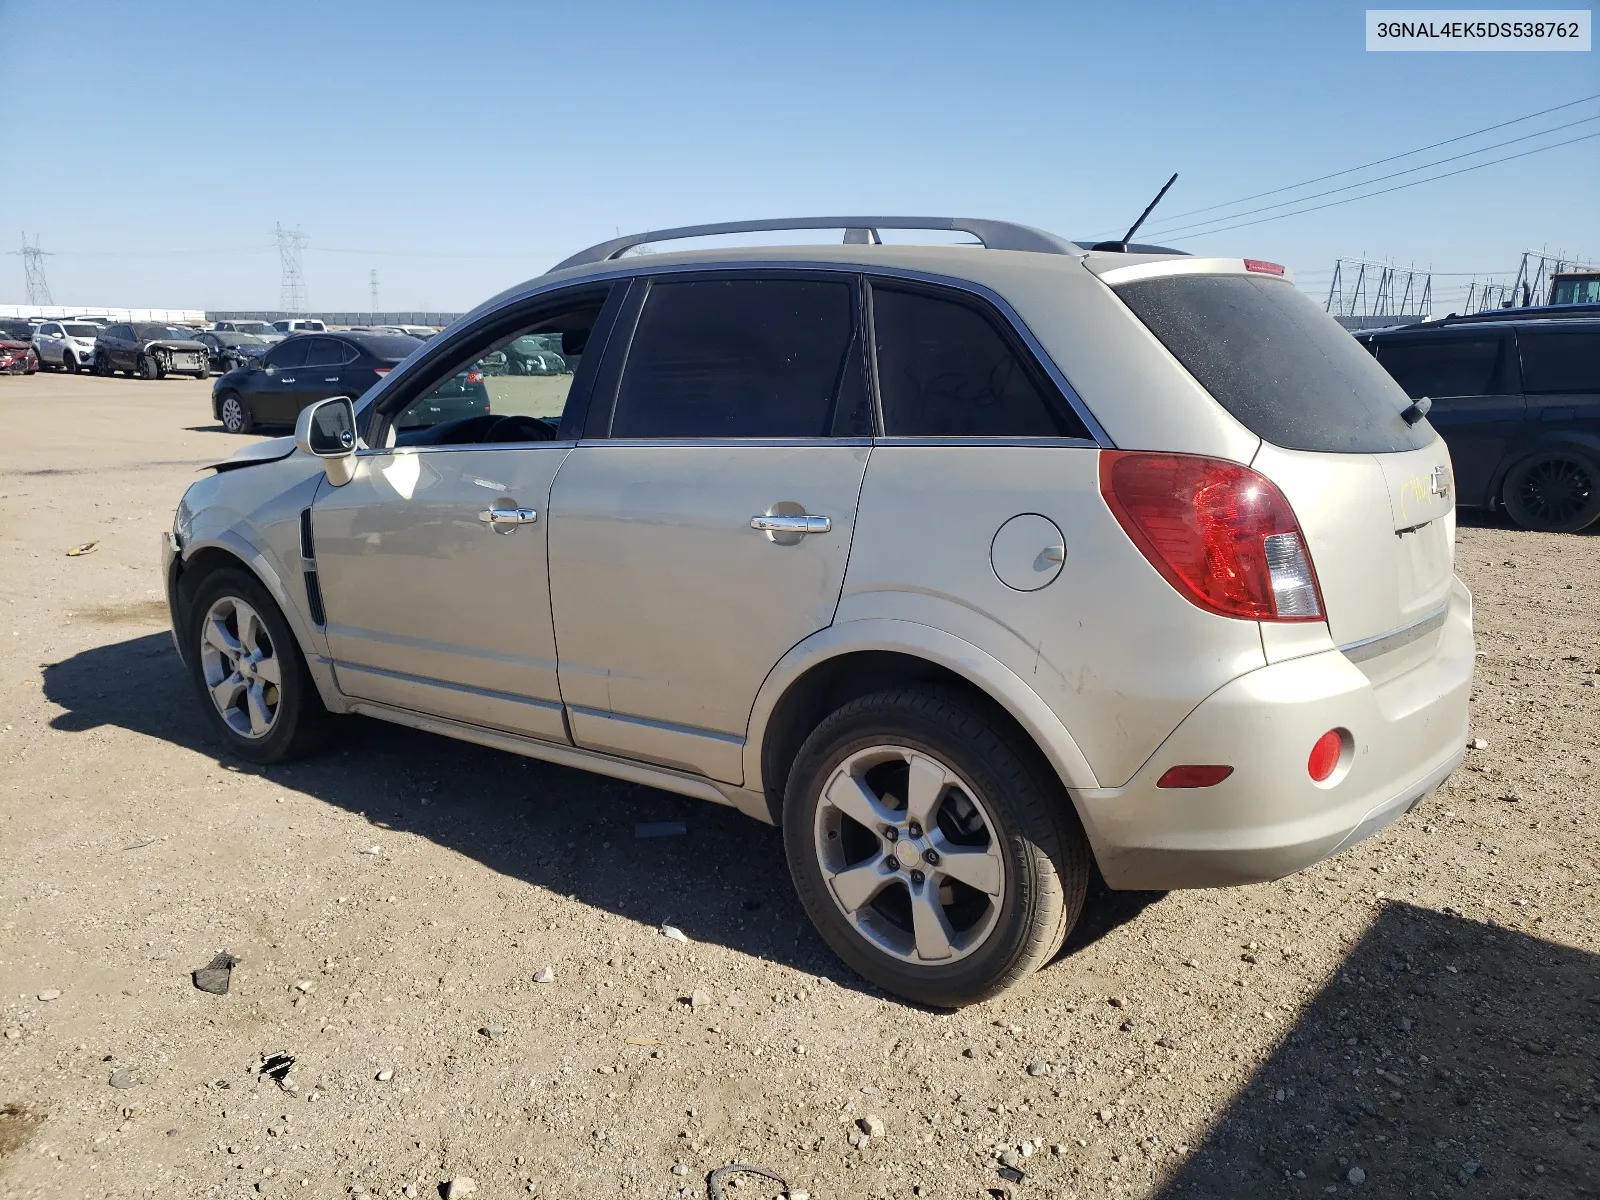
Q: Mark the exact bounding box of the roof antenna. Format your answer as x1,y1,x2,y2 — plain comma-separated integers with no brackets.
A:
1093,173,1178,253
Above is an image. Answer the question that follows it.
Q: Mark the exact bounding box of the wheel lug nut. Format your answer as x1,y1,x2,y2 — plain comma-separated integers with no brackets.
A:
923,849,940,865
883,827,898,842
910,870,926,885
908,822,923,838
884,856,900,872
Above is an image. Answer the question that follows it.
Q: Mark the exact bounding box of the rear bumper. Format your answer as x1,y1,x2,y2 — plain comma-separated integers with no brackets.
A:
1076,577,1474,890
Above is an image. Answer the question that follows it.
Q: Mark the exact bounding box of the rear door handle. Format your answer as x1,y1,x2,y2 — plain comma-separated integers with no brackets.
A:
750,514,831,535
324,377,340,383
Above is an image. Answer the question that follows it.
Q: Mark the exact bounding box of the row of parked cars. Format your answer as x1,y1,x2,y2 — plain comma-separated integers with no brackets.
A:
0,316,441,379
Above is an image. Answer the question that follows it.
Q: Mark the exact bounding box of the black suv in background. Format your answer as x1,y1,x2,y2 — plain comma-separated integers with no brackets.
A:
1358,317,1600,532
211,331,421,433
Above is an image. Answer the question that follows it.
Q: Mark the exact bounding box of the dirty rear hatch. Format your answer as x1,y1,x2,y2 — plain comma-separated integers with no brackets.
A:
1100,261,1455,671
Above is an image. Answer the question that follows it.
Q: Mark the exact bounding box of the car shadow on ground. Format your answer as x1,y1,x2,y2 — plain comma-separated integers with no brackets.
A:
42,632,1158,1004
1152,902,1598,1199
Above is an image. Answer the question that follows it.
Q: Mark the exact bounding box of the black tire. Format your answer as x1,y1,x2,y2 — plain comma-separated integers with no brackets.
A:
94,355,112,377
1502,451,1600,533
139,354,162,381
64,353,79,374
181,567,334,764
194,364,210,380
218,391,253,434
783,685,1090,1007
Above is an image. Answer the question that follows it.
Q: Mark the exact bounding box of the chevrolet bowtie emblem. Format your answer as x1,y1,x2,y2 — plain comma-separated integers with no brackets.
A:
1428,466,1451,499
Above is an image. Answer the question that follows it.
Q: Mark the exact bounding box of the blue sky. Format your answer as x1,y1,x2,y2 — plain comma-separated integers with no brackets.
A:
1,0,1594,312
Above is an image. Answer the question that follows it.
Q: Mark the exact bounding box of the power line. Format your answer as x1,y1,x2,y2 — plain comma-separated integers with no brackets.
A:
13,233,54,305
1161,130,1600,243
1146,113,1600,240
1134,92,1600,229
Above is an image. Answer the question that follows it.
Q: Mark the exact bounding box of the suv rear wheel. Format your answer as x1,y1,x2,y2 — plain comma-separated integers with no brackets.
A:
1502,451,1600,533
218,392,252,434
784,685,1089,1006
181,567,333,763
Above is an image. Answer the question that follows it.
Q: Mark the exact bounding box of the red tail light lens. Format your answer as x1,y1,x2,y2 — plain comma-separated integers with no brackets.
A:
373,367,393,377
1244,258,1285,275
1099,451,1325,622
1157,765,1234,789
465,369,484,385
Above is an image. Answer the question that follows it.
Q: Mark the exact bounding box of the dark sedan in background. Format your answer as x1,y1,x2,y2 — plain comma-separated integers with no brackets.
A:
193,330,271,373
210,331,421,433
94,323,211,379
1358,315,1600,532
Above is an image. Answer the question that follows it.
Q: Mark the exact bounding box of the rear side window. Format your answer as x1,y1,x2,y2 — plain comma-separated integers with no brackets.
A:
871,286,1089,438
1518,330,1600,393
612,278,860,438
304,338,347,368
1375,335,1512,398
1114,274,1432,454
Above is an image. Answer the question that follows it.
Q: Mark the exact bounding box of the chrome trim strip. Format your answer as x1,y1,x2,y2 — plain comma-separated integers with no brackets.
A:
872,435,1101,449
566,703,746,746
333,660,565,712
576,436,872,449
1338,603,1449,664
347,700,737,808
354,440,576,459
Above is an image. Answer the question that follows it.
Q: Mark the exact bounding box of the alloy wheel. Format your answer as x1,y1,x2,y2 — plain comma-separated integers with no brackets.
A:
221,395,245,433
1515,458,1594,527
197,596,281,739
813,744,1006,966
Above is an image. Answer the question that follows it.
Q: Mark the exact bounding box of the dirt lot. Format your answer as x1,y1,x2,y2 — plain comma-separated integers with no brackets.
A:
1,373,1596,1200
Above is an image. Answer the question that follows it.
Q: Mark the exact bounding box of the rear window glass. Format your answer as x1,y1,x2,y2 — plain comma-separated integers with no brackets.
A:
1114,273,1433,454
349,334,422,361
872,286,1090,438
1375,335,1512,398
612,278,859,438
1518,330,1600,393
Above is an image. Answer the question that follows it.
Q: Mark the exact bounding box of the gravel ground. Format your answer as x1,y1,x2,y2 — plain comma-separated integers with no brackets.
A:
1,375,1596,1200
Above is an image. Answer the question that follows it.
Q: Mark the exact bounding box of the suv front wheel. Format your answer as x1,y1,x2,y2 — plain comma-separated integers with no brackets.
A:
181,567,333,763
784,686,1090,1006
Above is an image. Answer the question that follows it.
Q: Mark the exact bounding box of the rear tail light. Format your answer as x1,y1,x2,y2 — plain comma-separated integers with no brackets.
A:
372,367,393,377
1157,765,1234,789
1099,451,1325,622
465,369,484,384
1244,258,1285,275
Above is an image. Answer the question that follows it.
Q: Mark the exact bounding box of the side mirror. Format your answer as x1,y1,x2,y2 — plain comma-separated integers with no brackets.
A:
295,396,359,486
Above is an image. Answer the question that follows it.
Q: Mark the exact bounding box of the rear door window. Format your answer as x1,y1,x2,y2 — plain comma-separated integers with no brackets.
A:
1113,273,1433,453
1375,335,1512,398
611,277,863,438
266,339,310,370
870,285,1090,438
303,338,345,368
1518,330,1600,393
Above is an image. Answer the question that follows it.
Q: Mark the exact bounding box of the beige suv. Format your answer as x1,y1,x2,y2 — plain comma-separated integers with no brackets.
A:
164,218,1473,1005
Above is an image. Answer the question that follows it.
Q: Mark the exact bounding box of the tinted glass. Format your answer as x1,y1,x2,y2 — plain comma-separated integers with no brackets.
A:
266,339,310,369
304,338,351,367
1115,274,1433,454
612,278,856,438
1518,330,1600,393
64,324,98,337
348,334,422,361
1376,336,1509,398
872,287,1087,438
0,320,32,339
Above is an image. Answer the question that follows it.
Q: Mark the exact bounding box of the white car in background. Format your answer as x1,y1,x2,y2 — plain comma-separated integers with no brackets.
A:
32,320,102,373
272,318,327,334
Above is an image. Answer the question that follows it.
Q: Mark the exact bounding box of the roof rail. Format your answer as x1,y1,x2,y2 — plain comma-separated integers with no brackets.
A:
547,217,1083,273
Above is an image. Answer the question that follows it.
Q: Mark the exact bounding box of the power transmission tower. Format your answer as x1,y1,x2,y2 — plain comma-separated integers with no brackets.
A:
17,233,54,306
274,223,308,313
1324,257,1432,323
1509,249,1599,306
370,269,379,321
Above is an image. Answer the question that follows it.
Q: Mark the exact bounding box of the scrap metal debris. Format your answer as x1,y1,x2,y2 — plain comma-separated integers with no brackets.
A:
191,951,238,995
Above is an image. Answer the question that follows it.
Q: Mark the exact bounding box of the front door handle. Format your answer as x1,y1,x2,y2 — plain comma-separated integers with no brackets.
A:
280,376,296,383
750,514,831,535
323,376,340,383
479,505,538,533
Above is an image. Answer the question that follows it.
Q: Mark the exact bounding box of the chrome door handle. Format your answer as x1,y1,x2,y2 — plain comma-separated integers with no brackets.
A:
750,514,831,535
479,506,538,533
280,377,296,383
323,377,340,383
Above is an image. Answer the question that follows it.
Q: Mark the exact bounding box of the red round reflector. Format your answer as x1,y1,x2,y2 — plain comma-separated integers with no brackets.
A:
1308,730,1343,782
1156,765,1234,789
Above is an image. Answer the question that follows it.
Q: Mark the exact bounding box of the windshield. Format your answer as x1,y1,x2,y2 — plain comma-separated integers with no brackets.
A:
133,325,197,341
1113,273,1434,455
226,333,268,346
0,321,34,339
231,322,274,334
64,324,100,337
